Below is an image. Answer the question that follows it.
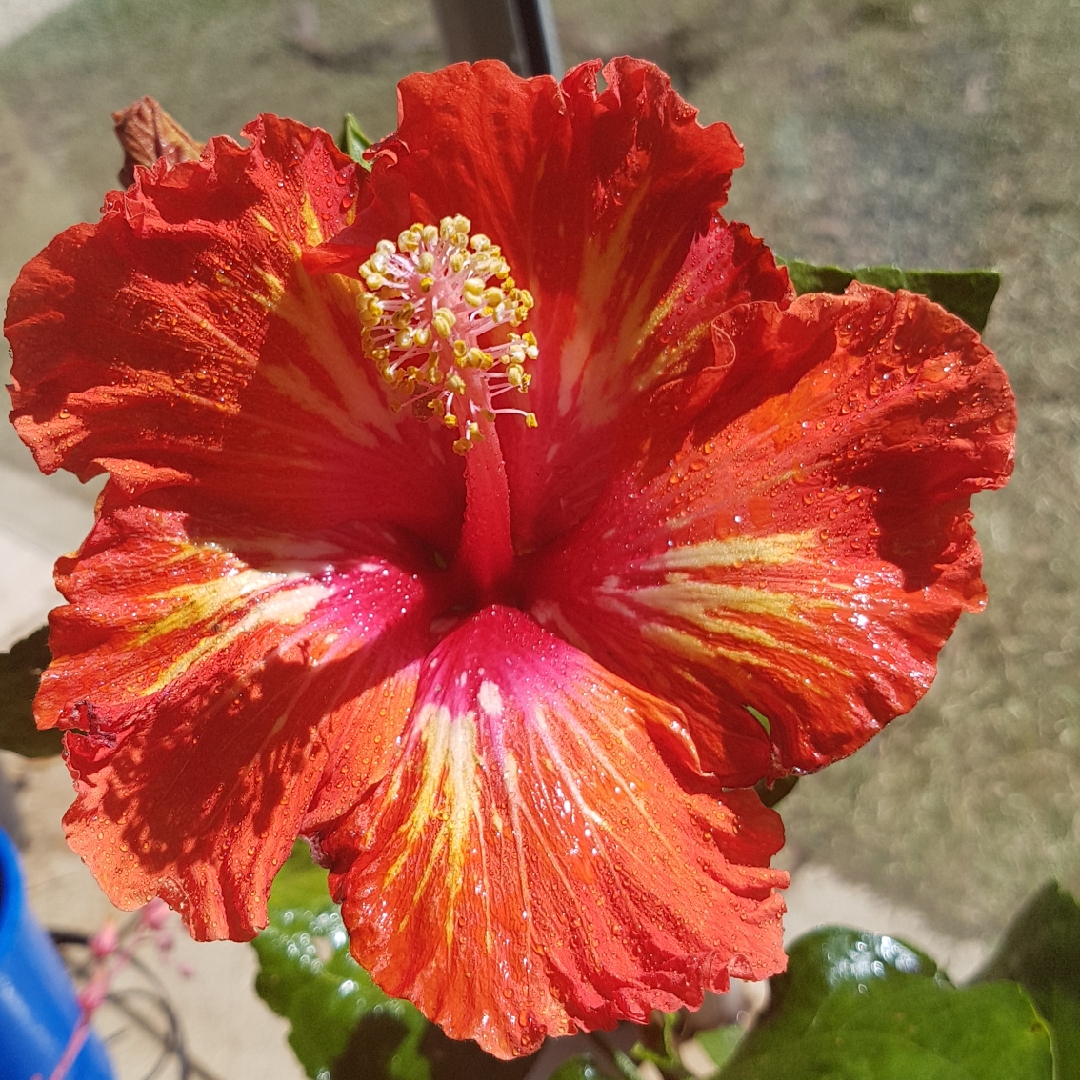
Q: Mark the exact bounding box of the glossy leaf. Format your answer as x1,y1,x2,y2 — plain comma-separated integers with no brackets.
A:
631,1010,682,1074
694,1026,742,1073
778,258,1001,332
338,113,372,168
718,928,1053,1080
252,842,429,1080
975,882,1080,1079
0,626,62,758
550,1057,608,1080
253,843,538,1080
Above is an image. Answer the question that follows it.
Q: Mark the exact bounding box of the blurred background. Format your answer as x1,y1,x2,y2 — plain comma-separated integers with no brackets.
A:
0,0,1077,1075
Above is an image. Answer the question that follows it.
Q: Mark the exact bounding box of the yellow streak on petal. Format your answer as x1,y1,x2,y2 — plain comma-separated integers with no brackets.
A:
642,532,816,572
641,621,776,670
382,706,484,948
557,182,684,424
133,570,331,694
638,276,684,343
635,322,712,390
265,265,396,444
635,580,845,679
253,213,277,235
300,194,324,247
251,268,286,309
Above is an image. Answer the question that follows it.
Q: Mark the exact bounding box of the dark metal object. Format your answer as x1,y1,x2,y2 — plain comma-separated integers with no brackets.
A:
429,0,562,76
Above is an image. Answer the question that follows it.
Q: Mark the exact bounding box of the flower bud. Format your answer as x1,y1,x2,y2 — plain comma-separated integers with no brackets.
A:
112,97,204,188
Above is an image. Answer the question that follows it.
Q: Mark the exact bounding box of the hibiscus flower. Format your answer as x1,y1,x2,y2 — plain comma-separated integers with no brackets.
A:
4,58,1014,1057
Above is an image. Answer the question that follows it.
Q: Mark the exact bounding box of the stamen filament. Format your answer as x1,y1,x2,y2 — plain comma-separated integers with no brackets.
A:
355,215,539,599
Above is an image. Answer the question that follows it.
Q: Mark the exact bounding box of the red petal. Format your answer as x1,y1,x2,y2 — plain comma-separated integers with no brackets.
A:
338,60,765,549
321,605,786,1058
44,488,437,938
527,286,1015,783
5,115,464,550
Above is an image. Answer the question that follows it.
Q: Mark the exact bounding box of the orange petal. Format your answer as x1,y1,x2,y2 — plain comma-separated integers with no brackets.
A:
527,286,1016,783
321,605,787,1058
45,488,437,938
335,59,766,551
6,114,464,551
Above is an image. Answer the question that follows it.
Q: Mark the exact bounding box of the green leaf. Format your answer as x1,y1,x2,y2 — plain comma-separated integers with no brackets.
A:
0,626,62,758
718,928,1053,1080
253,843,538,1080
694,1026,743,1074
631,1010,683,1074
338,113,372,169
975,882,1080,1079
777,258,1001,332
252,841,429,1080
550,1056,608,1080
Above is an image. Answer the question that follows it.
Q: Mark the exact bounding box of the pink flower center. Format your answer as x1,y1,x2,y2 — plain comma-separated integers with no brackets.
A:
356,217,538,603
356,215,538,454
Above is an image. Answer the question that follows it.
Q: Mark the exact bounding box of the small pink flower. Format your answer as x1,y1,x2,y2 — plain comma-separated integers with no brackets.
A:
88,921,118,960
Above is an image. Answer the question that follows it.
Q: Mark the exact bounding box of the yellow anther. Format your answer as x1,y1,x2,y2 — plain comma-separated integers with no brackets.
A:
356,215,538,444
463,277,486,307
432,308,456,339
525,412,538,428
356,294,382,326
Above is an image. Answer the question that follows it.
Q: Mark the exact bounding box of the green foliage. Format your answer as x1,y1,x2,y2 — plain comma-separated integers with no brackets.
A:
718,928,1053,1079
338,113,372,168
631,1010,683,1075
0,625,62,758
778,258,1001,332
975,881,1080,1079
252,842,538,1080
695,1026,743,1073
252,842,429,1080
549,1057,608,1080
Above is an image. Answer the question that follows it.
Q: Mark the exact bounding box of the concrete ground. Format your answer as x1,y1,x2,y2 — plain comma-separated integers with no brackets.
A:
0,0,1076,1075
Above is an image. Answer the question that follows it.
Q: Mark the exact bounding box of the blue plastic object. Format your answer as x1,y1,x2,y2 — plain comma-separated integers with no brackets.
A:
0,827,115,1080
